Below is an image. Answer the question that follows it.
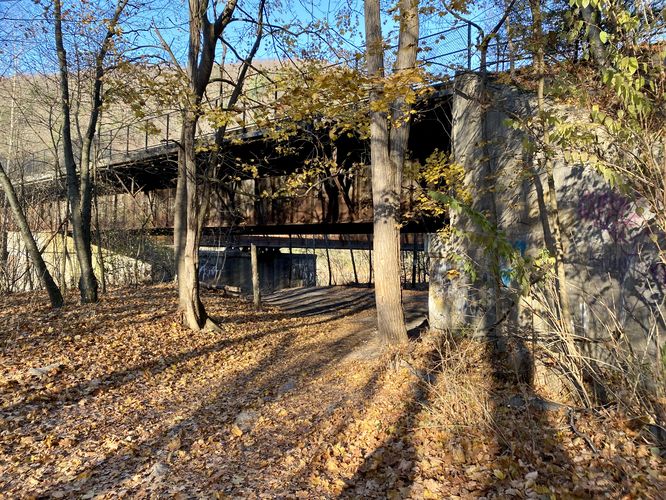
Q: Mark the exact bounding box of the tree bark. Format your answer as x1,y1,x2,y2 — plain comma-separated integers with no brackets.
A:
350,247,358,284
0,195,8,285
79,0,128,258
93,176,107,294
365,0,419,346
0,162,63,307
174,148,187,278
581,5,607,65
52,0,128,303
175,0,269,331
178,113,208,329
54,0,98,303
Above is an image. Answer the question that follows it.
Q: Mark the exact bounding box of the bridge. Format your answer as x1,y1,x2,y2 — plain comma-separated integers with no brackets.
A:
20,21,520,184
10,24,524,290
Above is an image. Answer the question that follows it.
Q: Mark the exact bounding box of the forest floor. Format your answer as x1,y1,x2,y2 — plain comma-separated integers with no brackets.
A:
0,284,664,498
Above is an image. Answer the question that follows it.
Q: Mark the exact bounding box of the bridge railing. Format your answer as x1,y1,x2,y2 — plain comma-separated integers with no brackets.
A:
23,21,529,184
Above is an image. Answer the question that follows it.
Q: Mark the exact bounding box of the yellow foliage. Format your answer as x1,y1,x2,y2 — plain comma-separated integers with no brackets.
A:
408,149,471,220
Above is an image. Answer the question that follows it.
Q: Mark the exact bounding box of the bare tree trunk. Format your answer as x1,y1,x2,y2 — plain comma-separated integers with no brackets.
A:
364,0,418,345
288,235,293,287
411,235,417,287
94,182,107,294
174,154,187,280
52,0,127,302
54,0,98,303
581,5,607,65
367,233,372,286
179,113,208,329
0,194,8,291
0,162,63,307
506,10,516,76
530,0,574,334
324,234,333,286
173,0,263,331
350,246,358,284
60,197,69,291
530,0,588,405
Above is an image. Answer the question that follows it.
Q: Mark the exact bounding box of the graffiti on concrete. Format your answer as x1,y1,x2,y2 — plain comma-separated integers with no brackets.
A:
500,239,528,287
577,189,666,306
577,190,648,244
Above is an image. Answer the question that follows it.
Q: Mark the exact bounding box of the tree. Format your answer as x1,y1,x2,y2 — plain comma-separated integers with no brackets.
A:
173,0,265,330
52,0,130,303
527,0,575,334
261,0,422,344
364,0,419,345
568,0,665,239
0,161,63,307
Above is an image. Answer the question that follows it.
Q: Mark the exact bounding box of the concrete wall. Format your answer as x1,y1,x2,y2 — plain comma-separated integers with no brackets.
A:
429,73,664,361
1,232,152,293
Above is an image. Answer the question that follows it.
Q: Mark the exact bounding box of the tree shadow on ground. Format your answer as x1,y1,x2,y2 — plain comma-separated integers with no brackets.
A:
34,291,391,497
0,285,176,349
480,325,577,497
338,367,430,497
4,286,594,497
335,330,477,498
3,286,388,417
262,286,428,330
334,319,579,497
0,328,274,416
261,286,377,321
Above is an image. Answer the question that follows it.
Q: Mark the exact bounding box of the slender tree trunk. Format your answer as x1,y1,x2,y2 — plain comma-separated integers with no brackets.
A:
61,199,69,292
350,246,358,284
288,235,293,287
54,0,98,303
0,162,63,307
367,233,372,286
0,194,8,290
174,151,187,280
530,0,574,333
173,0,258,331
411,235,417,287
94,181,107,294
52,0,126,301
530,0,588,404
581,5,607,65
80,140,94,258
324,234,333,286
507,12,516,76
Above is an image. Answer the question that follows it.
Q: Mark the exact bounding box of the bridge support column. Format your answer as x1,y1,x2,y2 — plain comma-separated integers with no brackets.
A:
251,243,261,310
428,73,500,336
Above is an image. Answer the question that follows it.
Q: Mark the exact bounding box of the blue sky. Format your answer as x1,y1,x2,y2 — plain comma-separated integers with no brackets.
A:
0,0,506,75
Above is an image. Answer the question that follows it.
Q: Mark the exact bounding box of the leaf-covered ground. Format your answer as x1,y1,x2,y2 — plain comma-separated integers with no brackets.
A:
0,285,664,498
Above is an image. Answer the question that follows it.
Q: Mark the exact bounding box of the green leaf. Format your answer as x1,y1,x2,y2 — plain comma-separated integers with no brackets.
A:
627,57,639,75
599,31,608,44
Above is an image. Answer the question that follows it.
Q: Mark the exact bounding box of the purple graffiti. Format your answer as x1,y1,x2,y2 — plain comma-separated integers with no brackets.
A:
578,190,646,244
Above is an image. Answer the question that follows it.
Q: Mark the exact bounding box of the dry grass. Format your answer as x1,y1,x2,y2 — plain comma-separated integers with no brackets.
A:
423,335,496,430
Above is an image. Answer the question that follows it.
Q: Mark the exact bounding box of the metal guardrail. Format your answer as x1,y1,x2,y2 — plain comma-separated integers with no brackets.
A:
19,21,527,184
